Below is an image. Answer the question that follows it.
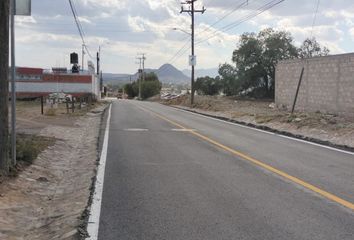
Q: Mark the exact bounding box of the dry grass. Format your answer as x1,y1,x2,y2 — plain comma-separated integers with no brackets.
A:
160,95,354,132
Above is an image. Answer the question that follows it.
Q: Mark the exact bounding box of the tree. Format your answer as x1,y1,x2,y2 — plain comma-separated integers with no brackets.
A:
232,28,298,98
124,72,161,99
299,37,330,59
141,72,161,99
218,63,238,96
0,0,9,173
124,83,137,98
195,76,222,96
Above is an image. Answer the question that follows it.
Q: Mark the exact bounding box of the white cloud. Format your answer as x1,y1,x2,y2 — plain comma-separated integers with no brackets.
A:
77,16,92,24
350,28,354,40
14,0,354,73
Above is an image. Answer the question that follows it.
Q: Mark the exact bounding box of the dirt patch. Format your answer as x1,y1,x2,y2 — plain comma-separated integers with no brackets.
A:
0,100,109,239
161,95,354,149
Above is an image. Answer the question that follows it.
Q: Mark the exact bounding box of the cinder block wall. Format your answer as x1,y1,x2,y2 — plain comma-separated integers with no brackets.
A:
275,53,354,117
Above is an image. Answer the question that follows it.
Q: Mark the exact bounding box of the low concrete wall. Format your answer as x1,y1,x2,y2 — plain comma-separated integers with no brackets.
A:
275,53,354,117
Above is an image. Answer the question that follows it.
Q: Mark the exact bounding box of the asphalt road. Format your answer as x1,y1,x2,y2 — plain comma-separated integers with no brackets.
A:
98,100,354,240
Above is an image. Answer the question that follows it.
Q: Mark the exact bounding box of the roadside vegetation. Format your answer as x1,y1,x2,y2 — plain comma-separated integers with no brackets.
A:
0,134,55,180
14,134,56,165
195,28,329,99
124,72,162,99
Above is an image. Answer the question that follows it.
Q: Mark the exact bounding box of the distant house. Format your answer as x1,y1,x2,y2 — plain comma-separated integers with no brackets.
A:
9,67,100,99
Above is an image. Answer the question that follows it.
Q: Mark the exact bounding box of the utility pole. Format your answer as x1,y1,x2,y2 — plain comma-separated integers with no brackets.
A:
180,0,205,105
82,44,85,71
97,48,100,76
10,0,16,166
136,57,143,100
138,53,146,82
0,0,9,173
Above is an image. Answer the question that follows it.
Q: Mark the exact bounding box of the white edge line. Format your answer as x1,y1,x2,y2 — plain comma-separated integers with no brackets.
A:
170,106,354,156
86,104,112,240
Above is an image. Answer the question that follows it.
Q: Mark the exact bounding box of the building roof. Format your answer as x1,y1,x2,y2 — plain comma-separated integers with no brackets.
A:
17,67,43,75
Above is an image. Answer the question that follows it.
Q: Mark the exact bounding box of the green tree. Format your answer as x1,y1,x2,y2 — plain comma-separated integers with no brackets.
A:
124,83,137,98
195,76,222,96
299,37,330,59
218,63,238,96
124,72,161,99
141,72,161,99
232,28,298,98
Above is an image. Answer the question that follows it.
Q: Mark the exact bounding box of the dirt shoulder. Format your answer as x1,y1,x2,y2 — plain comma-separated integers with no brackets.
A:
160,95,354,150
0,100,109,239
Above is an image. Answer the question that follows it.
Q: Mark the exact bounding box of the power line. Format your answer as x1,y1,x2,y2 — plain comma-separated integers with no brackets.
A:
68,0,94,60
197,0,249,35
159,0,285,71
152,38,190,76
310,0,320,38
196,0,285,45
152,0,285,80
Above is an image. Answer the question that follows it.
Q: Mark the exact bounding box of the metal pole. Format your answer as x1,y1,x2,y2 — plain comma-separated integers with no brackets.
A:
142,54,145,82
97,46,100,75
139,62,142,100
191,0,195,105
82,44,85,71
41,96,44,115
10,0,16,166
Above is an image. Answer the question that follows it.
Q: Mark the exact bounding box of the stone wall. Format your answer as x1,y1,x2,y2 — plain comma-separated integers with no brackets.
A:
275,53,354,117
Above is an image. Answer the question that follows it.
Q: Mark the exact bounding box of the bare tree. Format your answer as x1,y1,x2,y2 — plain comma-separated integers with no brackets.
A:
0,0,10,173
299,37,330,59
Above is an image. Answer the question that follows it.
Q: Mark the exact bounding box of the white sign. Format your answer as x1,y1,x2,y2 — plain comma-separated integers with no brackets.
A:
189,55,196,66
15,0,31,16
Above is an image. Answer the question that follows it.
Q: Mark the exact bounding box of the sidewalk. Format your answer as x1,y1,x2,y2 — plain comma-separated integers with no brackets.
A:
0,103,108,239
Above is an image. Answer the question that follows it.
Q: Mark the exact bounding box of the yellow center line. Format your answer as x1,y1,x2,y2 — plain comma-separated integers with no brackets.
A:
132,102,354,211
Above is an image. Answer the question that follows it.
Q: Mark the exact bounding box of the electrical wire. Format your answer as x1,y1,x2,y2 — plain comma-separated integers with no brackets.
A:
152,0,286,77
310,0,320,38
196,0,285,45
197,0,249,36
68,0,94,60
152,38,191,76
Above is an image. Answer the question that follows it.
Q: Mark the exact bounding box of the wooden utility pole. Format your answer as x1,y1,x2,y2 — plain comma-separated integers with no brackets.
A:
141,53,146,83
136,56,143,100
180,0,205,105
138,53,146,82
0,0,10,173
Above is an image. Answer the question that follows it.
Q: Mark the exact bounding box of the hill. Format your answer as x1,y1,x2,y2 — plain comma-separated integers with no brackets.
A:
150,64,189,84
102,64,189,85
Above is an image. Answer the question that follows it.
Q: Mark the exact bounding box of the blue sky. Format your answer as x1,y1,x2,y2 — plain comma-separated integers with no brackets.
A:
14,0,354,74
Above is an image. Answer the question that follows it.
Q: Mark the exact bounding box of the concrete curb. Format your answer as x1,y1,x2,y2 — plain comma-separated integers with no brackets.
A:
169,105,354,153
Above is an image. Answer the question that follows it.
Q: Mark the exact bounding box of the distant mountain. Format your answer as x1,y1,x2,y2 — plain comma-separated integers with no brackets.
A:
182,68,219,78
154,64,189,84
102,64,190,85
132,64,189,84
102,73,135,84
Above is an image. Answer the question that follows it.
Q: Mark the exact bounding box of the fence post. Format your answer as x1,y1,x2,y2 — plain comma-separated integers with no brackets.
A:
41,96,44,115
66,100,69,114
292,67,305,114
